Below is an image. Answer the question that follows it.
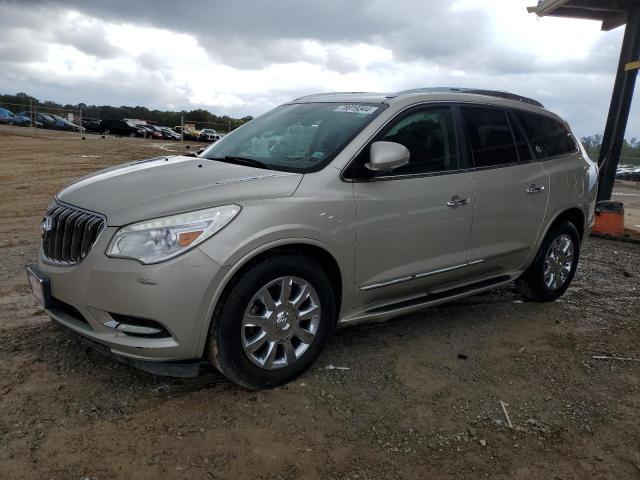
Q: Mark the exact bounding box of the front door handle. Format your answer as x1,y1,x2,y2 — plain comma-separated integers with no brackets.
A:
526,184,545,194
446,196,470,209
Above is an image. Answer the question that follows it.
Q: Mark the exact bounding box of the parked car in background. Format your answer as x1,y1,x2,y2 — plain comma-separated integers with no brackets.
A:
617,166,631,179
16,111,56,128
82,117,102,133
158,126,181,140
627,167,640,181
136,124,164,139
49,114,83,132
199,128,221,142
0,107,13,123
32,113,56,128
174,125,200,141
100,119,142,137
0,107,28,125
148,125,166,139
616,165,640,181
29,88,598,389
14,116,41,127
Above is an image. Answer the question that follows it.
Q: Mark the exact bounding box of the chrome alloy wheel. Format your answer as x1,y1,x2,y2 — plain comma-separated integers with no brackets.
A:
241,276,321,370
544,233,574,290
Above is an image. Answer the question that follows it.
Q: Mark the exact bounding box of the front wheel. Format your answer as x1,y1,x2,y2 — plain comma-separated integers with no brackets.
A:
207,255,336,389
517,221,580,302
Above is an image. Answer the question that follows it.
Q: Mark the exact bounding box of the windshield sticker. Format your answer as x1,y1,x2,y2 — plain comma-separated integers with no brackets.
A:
334,105,378,115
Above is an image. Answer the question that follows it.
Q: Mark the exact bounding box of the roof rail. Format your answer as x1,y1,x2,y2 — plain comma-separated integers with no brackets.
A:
388,87,544,108
293,92,370,101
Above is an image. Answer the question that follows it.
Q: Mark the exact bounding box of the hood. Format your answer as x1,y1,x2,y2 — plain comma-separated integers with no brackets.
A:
57,156,303,226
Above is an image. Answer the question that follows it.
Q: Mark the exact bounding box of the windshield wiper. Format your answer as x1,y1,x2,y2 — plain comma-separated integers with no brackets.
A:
207,156,273,170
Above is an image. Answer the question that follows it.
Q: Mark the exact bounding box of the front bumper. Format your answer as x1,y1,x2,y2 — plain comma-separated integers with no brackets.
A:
36,226,229,362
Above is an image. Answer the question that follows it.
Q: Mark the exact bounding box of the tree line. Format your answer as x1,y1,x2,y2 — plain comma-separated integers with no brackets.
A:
0,92,253,130
581,134,640,166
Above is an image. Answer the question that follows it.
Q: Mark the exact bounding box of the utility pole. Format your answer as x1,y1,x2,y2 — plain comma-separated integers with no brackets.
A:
79,107,83,139
181,113,184,143
29,98,34,131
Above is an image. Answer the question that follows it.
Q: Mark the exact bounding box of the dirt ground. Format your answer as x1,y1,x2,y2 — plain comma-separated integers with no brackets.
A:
1,125,639,479
612,180,640,233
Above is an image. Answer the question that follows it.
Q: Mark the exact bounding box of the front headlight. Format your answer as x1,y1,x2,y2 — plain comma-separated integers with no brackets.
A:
106,205,241,264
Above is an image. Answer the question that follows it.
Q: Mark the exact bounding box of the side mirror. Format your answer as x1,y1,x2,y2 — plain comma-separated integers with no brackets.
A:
366,141,410,172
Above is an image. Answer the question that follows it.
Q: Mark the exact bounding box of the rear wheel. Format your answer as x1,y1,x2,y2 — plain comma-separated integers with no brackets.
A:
517,221,580,302
207,255,336,389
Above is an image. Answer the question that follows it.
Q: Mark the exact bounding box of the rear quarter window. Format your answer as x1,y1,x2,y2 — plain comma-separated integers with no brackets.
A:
515,111,576,158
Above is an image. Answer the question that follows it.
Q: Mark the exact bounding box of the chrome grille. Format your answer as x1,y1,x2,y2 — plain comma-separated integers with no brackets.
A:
42,203,105,265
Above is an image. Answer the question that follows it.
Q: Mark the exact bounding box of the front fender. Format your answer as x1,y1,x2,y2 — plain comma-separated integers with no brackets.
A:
194,196,357,357
197,196,356,267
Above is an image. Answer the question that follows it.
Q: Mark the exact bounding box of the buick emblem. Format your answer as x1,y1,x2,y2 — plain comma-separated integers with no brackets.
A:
41,216,53,238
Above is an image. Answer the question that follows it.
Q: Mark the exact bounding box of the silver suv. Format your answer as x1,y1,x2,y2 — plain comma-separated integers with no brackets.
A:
28,88,598,389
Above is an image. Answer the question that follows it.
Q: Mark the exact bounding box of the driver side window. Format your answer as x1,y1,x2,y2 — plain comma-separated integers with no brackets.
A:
353,106,459,179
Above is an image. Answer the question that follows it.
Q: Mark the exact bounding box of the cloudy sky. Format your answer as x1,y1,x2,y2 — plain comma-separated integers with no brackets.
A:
0,0,637,138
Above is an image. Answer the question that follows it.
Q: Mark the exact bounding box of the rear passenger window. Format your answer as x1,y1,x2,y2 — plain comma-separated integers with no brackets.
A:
515,111,576,158
461,107,518,167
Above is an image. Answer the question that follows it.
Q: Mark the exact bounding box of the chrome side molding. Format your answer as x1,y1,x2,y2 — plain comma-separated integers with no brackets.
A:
360,263,467,291
360,246,531,291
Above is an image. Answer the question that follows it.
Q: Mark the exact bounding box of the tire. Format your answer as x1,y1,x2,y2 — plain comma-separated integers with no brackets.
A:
207,254,336,389
516,221,580,302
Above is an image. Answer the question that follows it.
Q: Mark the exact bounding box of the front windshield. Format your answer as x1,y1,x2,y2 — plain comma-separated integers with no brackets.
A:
201,102,384,172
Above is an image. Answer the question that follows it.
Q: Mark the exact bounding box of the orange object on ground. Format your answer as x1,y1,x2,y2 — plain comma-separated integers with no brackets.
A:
592,201,624,237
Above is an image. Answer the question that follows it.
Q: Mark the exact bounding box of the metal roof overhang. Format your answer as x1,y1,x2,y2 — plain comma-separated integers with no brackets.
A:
528,0,640,31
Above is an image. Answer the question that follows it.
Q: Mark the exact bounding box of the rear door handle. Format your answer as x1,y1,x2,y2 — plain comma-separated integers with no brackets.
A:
526,184,545,194
446,196,470,209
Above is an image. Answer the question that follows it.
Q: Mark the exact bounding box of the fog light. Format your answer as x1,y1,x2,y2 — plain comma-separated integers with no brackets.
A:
104,313,171,338
116,323,163,336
